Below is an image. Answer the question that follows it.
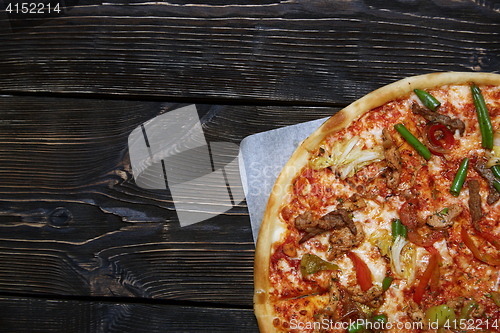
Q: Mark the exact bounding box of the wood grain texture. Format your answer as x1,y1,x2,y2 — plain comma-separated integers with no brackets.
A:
0,296,259,332
0,0,499,104
0,95,340,306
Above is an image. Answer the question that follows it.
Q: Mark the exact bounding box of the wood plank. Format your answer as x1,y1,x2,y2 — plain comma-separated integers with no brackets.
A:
0,240,256,304
0,95,339,304
0,0,499,103
0,96,338,224
0,296,258,332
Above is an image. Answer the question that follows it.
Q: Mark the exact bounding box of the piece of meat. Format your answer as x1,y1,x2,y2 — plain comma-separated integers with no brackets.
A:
473,159,500,205
296,207,359,244
382,129,402,170
339,194,367,213
296,212,346,244
345,284,384,308
386,170,401,192
327,223,364,260
298,228,324,244
295,211,333,244
312,280,341,333
327,281,340,312
426,204,463,229
295,211,319,231
295,210,346,232
296,194,366,243
317,208,355,234
411,103,465,135
382,128,402,190
468,179,482,226
318,280,341,317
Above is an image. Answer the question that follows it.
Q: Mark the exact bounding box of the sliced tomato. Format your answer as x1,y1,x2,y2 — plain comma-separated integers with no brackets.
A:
430,255,441,294
413,253,438,304
423,122,455,155
424,247,441,293
476,229,500,251
407,227,444,247
461,226,500,266
347,252,372,292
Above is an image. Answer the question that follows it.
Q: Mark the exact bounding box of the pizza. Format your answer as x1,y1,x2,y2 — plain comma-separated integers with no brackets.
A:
254,72,500,333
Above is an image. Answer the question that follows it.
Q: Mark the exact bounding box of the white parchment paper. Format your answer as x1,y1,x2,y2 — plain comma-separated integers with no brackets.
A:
238,117,329,245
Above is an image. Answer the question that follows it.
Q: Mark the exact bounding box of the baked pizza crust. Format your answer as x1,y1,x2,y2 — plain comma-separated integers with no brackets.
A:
253,71,500,332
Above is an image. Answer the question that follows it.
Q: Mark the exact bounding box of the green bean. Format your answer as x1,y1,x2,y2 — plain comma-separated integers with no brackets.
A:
492,165,500,179
392,219,407,241
471,84,494,150
483,163,500,193
414,89,441,111
493,179,500,194
449,157,469,197
391,219,399,241
394,123,432,160
401,223,407,239
489,165,500,193
382,276,393,291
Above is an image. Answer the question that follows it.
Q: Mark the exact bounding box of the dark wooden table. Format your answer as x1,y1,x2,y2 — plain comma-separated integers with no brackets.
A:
0,0,499,331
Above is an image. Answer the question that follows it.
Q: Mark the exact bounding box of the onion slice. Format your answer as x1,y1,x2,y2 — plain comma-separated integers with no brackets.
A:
391,235,408,278
309,135,384,179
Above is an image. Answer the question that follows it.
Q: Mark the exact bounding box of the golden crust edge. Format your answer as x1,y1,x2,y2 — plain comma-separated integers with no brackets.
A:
253,71,500,332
